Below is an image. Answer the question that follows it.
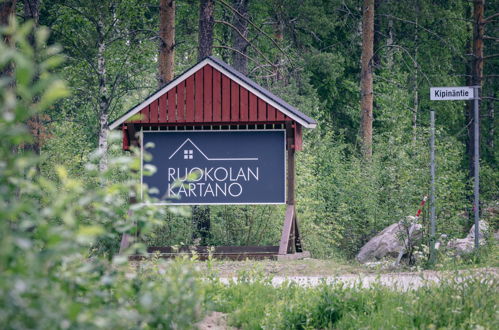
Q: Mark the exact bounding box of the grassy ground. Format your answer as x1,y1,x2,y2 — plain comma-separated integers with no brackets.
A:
191,240,498,277
128,244,499,329
196,258,374,277
204,272,498,329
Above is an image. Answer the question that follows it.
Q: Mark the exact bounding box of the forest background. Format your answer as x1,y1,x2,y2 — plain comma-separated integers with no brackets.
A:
6,0,498,259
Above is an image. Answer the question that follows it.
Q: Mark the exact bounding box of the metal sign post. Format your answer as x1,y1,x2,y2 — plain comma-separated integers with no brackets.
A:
430,85,480,250
429,110,436,264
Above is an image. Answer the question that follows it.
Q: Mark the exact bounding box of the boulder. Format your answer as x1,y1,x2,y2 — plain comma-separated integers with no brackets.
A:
356,216,422,263
447,220,489,255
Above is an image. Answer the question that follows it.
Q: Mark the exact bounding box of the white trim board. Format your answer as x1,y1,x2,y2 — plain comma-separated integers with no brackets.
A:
110,57,317,130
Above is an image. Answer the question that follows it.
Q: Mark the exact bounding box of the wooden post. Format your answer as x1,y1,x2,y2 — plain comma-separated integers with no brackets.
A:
279,122,303,255
119,124,139,254
286,123,295,206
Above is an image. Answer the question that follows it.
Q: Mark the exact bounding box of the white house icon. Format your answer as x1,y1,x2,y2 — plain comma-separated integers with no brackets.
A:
169,138,258,161
184,149,194,159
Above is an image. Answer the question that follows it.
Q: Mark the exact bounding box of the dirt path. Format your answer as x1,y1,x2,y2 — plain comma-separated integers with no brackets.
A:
196,312,235,330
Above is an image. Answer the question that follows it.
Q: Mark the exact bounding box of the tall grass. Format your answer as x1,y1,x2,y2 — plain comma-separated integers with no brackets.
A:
207,272,498,329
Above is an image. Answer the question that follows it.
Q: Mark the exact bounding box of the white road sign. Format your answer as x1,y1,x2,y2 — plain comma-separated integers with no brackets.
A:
430,86,474,101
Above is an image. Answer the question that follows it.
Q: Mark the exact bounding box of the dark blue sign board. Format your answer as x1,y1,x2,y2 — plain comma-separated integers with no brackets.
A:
142,130,286,205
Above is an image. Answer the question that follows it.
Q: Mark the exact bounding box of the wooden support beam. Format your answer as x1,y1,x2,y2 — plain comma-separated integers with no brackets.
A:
121,121,306,258
119,124,140,254
279,122,303,255
279,205,295,254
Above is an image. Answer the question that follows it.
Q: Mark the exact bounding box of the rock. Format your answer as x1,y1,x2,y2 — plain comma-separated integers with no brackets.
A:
447,220,489,255
468,220,489,240
356,216,422,264
446,238,474,255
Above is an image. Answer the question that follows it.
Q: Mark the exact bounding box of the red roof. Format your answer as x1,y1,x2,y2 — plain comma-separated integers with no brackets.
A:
110,57,317,129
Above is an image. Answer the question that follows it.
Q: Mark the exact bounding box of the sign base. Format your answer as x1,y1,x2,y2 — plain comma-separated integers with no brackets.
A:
128,246,310,261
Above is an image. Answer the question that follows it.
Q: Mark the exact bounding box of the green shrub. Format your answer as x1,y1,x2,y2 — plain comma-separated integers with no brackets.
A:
0,20,203,329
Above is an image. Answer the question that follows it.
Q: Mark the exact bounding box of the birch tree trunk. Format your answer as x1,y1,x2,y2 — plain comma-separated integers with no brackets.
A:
360,0,374,159
198,0,215,61
158,0,175,86
97,15,110,172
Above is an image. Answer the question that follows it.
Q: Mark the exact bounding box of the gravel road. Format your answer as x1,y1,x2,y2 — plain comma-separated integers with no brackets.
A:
219,268,498,291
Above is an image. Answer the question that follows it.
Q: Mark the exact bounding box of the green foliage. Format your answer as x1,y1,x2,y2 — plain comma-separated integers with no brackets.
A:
208,273,499,329
144,205,284,247
16,0,498,262
206,269,277,329
296,124,468,259
0,20,203,329
433,237,499,271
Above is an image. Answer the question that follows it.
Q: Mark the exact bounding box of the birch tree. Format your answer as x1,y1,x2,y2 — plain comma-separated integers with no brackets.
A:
47,0,156,172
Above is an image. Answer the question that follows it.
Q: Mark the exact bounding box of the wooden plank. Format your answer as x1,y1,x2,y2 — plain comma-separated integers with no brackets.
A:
177,82,186,122
122,125,129,150
222,75,231,122
159,93,167,122
203,65,213,122
140,105,150,123
167,89,176,122
149,99,158,123
279,122,298,255
185,75,195,122
278,205,295,255
148,246,280,254
230,80,239,122
294,124,303,151
276,108,285,121
119,124,140,254
267,104,277,121
276,251,310,260
294,214,303,252
127,124,139,147
286,122,295,204
249,92,258,121
213,69,222,122
257,98,266,121
195,69,204,122
129,253,280,261
129,245,285,261
240,87,249,121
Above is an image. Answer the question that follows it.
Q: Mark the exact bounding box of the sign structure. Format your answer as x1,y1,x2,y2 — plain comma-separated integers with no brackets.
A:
114,57,317,257
142,130,285,205
430,86,474,101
